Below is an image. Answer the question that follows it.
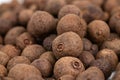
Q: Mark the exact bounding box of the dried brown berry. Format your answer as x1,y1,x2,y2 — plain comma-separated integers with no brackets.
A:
27,11,56,38
24,0,48,10
76,67,105,80
21,44,45,62
0,64,7,77
90,58,112,78
1,45,21,59
0,51,10,66
0,18,13,35
43,34,57,51
57,14,87,38
72,0,92,11
7,56,31,70
52,32,83,59
88,20,110,43
88,0,104,6
96,49,118,70
79,51,95,68
54,57,85,79
109,12,120,31
18,9,34,25
107,33,119,41
82,5,104,23
58,5,82,19
4,27,26,45
1,11,17,25
45,0,66,16
8,64,42,80
104,0,120,12
16,32,35,49
40,51,56,65
82,38,92,51
101,39,120,55
31,58,52,77
89,44,98,56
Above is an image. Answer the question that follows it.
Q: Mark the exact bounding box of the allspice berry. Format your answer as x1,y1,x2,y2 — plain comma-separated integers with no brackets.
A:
82,5,104,23
40,51,56,65
79,51,95,68
76,67,105,80
1,11,17,25
0,18,13,35
96,49,118,70
72,0,93,11
27,11,56,38
8,64,42,80
24,0,48,10
88,0,104,6
107,33,119,41
45,0,66,16
21,44,45,62
58,5,82,19
82,38,92,51
52,32,83,59
57,14,87,38
4,27,26,45
88,20,110,43
18,9,34,25
90,58,112,78
101,39,120,55
104,0,119,12
109,12,120,31
31,58,53,77
7,56,31,70
0,51,10,66
16,32,35,49
1,45,21,59
54,57,85,79
43,34,57,51
0,64,7,77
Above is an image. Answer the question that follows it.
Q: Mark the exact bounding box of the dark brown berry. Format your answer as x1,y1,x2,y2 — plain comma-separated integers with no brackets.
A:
57,14,87,38
52,32,83,59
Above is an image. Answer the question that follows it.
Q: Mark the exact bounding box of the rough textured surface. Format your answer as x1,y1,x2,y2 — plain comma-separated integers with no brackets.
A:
57,14,87,38
7,56,31,70
76,67,105,80
21,44,45,62
96,49,118,70
16,32,35,49
5,27,26,45
52,32,83,59
31,58,52,77
8,64,42,80
88,20,110,43
1,45,21,59
54,57,85,79
27,11,56,38
0,51,10,66
58,5,82,19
